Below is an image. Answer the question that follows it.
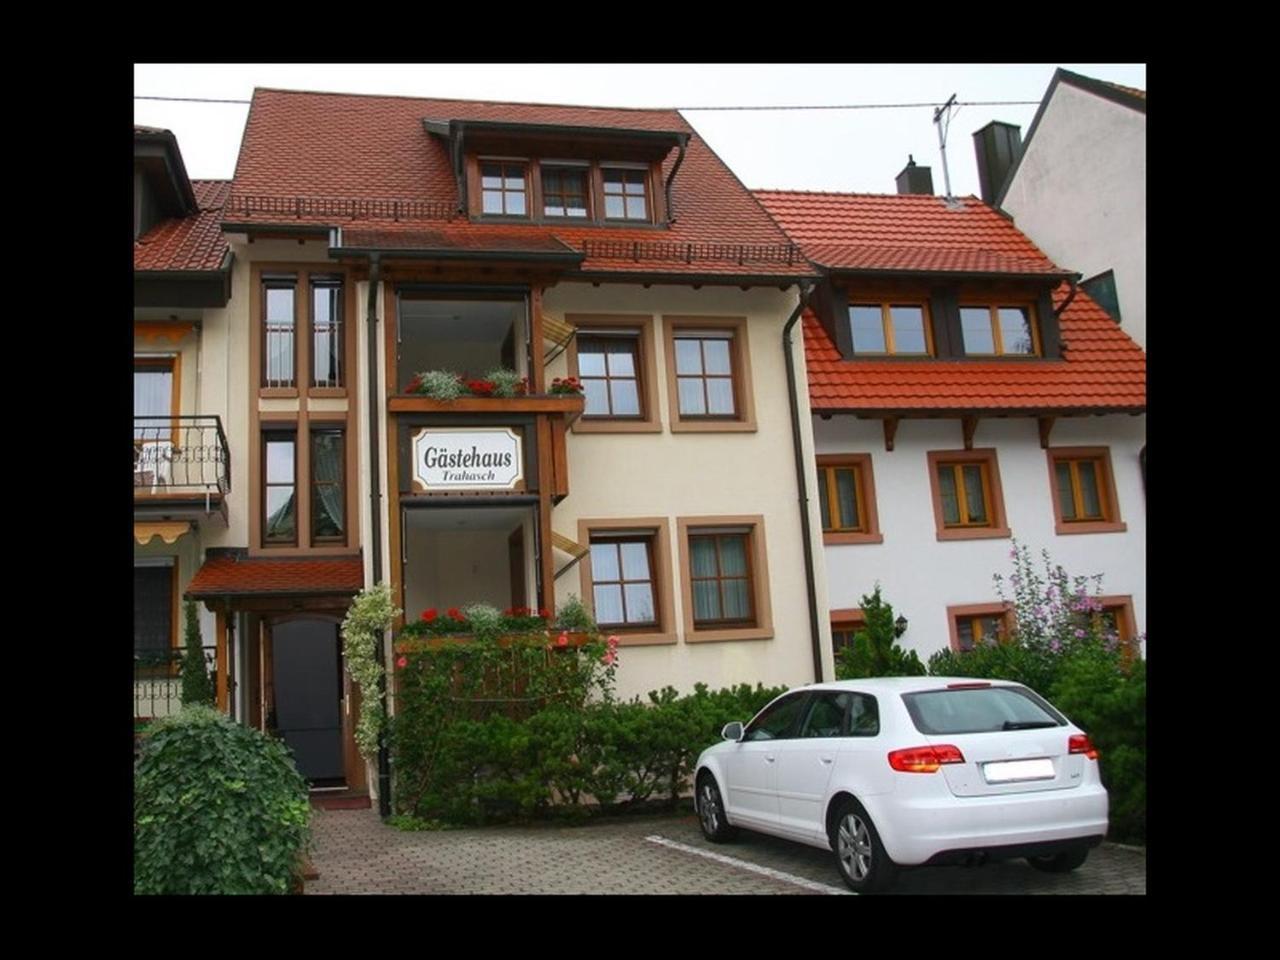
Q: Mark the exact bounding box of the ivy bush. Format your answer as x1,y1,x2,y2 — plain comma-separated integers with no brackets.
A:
341,583,400,759
134,706,310,894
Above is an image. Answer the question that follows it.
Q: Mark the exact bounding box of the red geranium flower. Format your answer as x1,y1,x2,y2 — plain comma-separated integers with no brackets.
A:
406,375,422,393
421,608,438,622
447,606,463,620
396,656,408,669
538,608,551,619
556,632,569,647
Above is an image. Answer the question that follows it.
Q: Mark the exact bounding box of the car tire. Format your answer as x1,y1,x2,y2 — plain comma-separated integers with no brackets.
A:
1026,847,1089,873
695,772,737,843
830,798,898,893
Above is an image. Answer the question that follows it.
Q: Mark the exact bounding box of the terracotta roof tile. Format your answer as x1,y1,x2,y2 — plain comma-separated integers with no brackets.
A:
134,180,231,272
754,190,1146,413
185,554,364,598
227,88,809,279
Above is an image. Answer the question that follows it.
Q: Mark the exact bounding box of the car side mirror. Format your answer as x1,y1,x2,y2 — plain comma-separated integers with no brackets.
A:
722,721,744,742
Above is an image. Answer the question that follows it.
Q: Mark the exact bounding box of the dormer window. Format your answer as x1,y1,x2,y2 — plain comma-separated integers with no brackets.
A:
602,167,650,221
541,164,590,218
480,160,528,217
849,303,933,356
959,304,1041,356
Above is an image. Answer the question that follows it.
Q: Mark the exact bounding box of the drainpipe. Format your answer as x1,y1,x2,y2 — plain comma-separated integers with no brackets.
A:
782,282,824,682
364,254,392,817
1054,277,1079,319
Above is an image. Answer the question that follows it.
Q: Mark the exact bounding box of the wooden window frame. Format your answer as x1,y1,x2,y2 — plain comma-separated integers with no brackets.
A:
946,602,1014,653
847,302,935,357
134,559,180,665
1046,446,1127,535
540,164,592,220
830,607,866,658
600,165,652,223
926,449,1011,541
816,454,883,544
310,425,347,546
477,158,531,219
262,428,299,547
662,316,757,433
261,275,300,394
134,354,181,446
957,303,1043,357
577,518,676,645
566,314,661,433
308,275,345,394
1096,594,1140,661
676,515,773,643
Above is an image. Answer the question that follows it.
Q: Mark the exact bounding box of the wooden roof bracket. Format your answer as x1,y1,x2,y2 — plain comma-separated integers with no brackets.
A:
961,416,979,450
883,416,899,452
1038,415,1056,449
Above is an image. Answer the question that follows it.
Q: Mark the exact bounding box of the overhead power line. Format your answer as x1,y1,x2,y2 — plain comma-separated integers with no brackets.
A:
134,95,1040,110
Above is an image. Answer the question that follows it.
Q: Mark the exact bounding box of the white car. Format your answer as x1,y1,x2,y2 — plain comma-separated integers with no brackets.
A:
693,677,1108,893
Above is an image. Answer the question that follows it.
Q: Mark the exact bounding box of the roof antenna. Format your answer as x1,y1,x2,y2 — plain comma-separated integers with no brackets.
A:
932,94,965,209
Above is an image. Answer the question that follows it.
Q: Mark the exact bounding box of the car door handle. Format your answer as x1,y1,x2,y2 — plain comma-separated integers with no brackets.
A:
820,757,833,764
765,755,775,763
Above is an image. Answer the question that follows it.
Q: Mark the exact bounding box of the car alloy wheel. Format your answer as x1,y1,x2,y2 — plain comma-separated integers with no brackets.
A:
831,798,896,893
696,773,736,843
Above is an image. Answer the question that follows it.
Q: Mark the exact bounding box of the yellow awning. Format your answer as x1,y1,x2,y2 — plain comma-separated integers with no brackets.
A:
542,314,575,347
134,521,192,545
551,530,590,560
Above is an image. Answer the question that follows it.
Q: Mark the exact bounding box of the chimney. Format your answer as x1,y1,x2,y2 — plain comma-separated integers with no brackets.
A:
895,155,934,195
972,121,1022,204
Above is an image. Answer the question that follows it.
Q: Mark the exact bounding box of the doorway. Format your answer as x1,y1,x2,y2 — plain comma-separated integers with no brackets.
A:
269,618,345,786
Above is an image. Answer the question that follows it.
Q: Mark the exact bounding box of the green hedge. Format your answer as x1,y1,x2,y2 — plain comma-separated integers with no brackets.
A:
392,680,784,825
134,706,311,894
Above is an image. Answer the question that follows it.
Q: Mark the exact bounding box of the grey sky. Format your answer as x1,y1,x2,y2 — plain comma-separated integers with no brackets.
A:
133,63,1145,198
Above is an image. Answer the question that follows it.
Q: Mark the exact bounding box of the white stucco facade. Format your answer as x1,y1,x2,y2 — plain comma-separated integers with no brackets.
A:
1000,80,1146,348
813,413,1146,664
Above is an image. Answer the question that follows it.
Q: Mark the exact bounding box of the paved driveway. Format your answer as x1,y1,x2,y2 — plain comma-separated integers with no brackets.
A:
305,806,1145,895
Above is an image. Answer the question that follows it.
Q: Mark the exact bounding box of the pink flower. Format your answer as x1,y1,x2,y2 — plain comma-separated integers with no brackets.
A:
396,656,408,668
556,632,569,647
602,651,616,666
607,634,620,649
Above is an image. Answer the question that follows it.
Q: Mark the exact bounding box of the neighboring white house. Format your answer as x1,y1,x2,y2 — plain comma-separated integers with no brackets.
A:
987,69,1147,349
757,183,1147,667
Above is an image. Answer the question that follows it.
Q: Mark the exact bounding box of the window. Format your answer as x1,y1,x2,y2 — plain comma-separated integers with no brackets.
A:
542,166,590,218
926,449,1011,541
578,334,642,418
310,278,343,388
830,609,866,658
480,161,528,217
744,692,809,741
797,691,881,738
589,535,658,629
566,315,661,433
664,318,757,432
311,428,345,543
577,518,675,645
678,516,773,642
816,454,882,544
1047,447,1127,535
602,167,649,221
263,431,297,545
134,562,176,658
848,303,933,356
947,603,1013,653
134,356,176,442
263,278,297,387
959,305,1040,356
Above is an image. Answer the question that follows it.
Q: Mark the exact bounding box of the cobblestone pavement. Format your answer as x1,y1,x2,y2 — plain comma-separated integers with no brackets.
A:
305,806,1146,895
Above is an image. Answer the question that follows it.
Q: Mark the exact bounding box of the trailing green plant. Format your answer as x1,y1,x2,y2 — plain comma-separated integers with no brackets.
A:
835,585,925,679
554,595,596,632
484,368,525,398
180,600,214,706
341,583,401,759
134,706,310,894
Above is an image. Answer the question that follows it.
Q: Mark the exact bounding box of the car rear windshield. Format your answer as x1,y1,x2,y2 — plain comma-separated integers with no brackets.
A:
902,686,1067,735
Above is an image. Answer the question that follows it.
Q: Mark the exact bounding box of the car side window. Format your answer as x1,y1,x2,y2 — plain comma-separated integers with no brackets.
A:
847,693,880,737
799,692,850,738
744,693,809,741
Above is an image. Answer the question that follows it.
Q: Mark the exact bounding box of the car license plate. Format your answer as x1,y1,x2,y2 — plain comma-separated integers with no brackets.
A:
983,758,1055,783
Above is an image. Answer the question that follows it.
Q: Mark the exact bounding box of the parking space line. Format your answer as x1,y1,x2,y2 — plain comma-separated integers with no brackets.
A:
644,835,853,895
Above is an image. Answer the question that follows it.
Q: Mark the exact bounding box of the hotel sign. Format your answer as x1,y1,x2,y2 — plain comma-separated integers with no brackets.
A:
411,427,524,491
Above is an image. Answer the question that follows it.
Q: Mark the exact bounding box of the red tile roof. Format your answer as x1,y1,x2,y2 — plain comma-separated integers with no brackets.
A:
754,190,1145,413
227,88,810,279
755,191,1066,277
134,180,232,272
185,554,364,598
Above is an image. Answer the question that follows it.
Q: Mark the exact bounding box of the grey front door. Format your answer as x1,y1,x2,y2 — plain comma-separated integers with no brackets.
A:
271,618,344,783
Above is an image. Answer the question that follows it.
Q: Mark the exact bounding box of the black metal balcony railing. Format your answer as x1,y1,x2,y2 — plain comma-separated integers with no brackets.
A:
134,646,218,720
133,416,231,500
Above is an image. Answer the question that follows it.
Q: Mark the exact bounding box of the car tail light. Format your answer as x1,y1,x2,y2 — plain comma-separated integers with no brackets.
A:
1068,734,1099,760
888,744,966,773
